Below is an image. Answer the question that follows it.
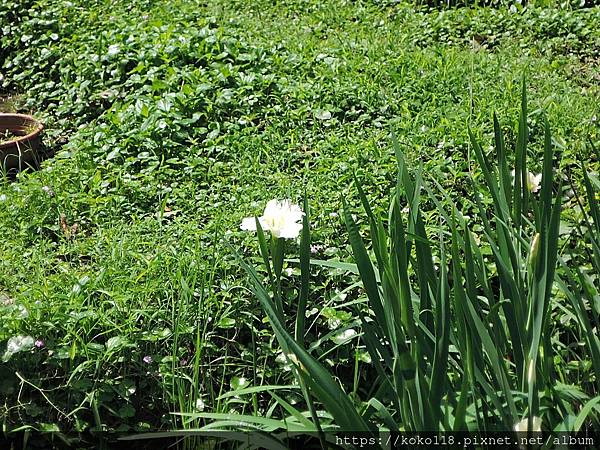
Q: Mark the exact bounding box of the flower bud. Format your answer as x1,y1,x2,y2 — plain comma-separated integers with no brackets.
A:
527,359,535,387
528,233,541,271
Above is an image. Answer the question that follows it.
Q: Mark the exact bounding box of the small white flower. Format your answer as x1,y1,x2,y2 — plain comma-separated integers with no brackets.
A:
241,199,303,239
16,304,29,318
527,173,543,193
107,44,120,56
514,416,542,433
3,335,34,361
42,186,55,197
511,170,542,193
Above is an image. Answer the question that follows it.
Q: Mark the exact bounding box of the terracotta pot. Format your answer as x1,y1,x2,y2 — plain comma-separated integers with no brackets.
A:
0,113,44,171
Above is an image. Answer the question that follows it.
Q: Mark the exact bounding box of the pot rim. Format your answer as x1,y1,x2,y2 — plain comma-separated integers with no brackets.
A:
0,113,44,151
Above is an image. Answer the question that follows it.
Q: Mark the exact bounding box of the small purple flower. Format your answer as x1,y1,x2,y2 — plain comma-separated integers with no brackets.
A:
143,355,152,364
310,244,324,254
180,358,188,366
34,339,45,348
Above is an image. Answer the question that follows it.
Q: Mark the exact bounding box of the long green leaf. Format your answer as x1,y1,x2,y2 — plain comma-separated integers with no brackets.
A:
233,247,373,433
295,195,311,344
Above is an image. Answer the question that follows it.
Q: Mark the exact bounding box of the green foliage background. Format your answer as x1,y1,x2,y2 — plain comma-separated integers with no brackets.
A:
1,0,599,445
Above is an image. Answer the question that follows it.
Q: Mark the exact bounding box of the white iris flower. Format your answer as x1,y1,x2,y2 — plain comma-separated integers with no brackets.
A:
241,199,304,239
511,170,542,193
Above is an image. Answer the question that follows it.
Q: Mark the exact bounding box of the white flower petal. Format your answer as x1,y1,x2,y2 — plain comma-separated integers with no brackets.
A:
511,169,542,193
530,173,542,193
284,204,304,222
252,199,304,239
262,199,281,217
275,222,303,239
240,217,258,231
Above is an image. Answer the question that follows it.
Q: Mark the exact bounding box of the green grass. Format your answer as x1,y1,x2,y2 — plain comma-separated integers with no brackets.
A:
1,0,599,447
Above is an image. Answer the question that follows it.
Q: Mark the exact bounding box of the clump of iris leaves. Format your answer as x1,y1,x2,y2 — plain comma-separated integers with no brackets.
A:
230,97,600,448
1,0,599,448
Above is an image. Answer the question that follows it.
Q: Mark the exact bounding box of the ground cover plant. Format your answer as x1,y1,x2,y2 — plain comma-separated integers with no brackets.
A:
1,0,599,448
